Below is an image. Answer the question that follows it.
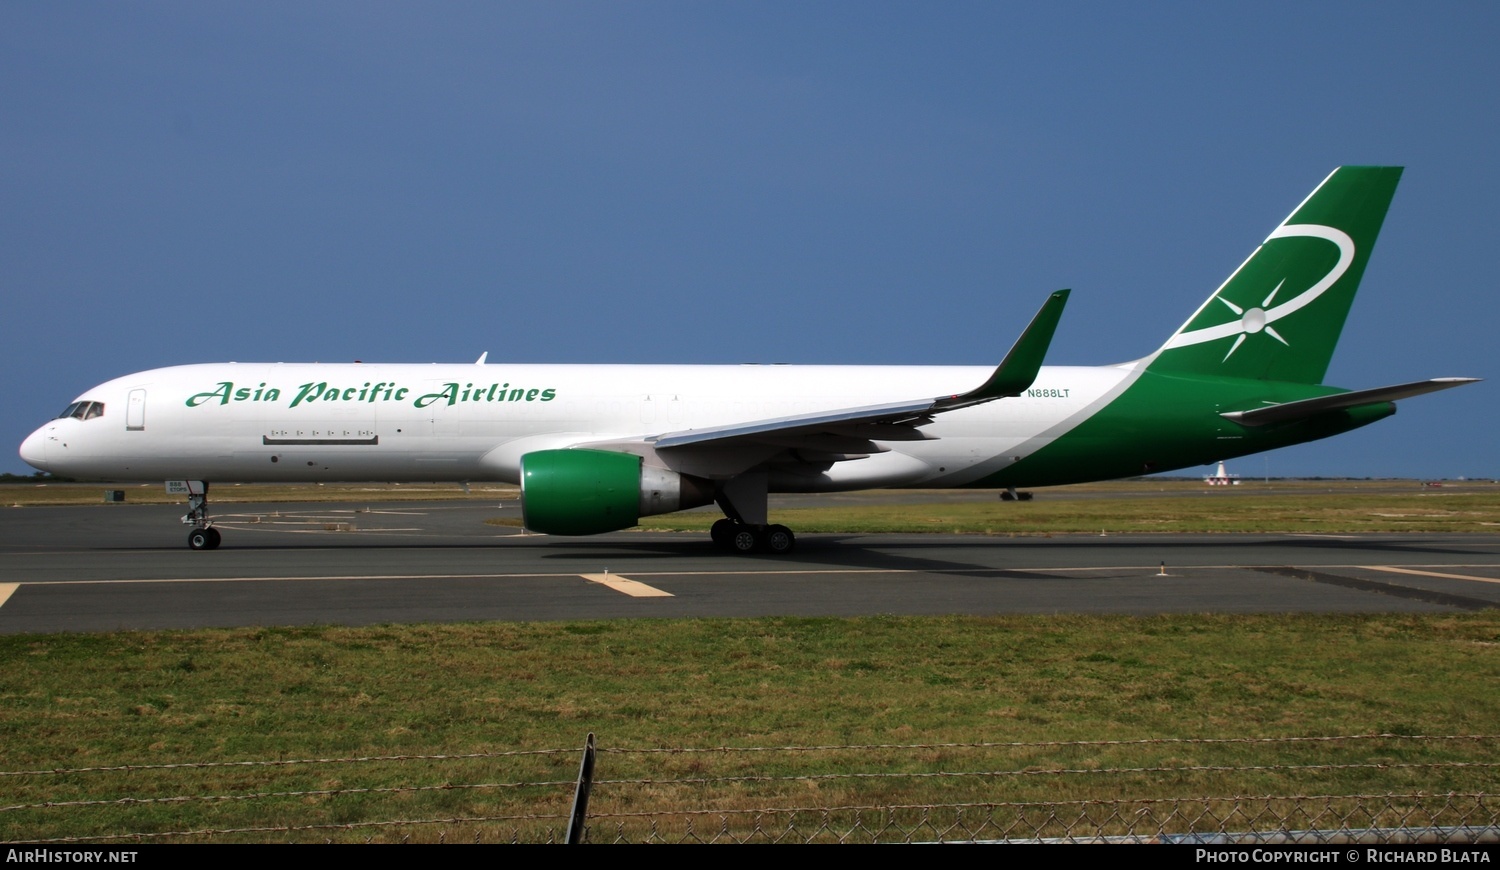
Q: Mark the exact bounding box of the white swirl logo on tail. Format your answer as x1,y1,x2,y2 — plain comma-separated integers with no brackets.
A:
1164,223,1355,361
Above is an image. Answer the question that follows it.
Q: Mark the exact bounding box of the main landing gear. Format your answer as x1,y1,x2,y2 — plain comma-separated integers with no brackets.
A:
710,472,795,555
176,480,221,550
710,518,796,555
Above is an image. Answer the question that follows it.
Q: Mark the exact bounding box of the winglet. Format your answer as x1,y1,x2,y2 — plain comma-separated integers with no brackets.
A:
934,289,1070,411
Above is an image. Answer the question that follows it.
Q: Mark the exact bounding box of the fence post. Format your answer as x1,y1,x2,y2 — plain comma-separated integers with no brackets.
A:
566,732,597,844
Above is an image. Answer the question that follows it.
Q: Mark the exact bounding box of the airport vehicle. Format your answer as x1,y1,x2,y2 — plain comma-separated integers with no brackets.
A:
18,167,1477,553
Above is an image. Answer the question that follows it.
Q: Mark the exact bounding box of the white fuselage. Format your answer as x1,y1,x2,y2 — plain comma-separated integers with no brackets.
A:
19,361,1136,490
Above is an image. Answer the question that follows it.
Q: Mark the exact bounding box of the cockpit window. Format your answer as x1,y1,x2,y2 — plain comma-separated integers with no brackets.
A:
57,401,104,420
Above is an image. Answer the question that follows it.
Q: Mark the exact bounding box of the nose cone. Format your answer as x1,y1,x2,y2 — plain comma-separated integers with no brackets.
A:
19,425,48,470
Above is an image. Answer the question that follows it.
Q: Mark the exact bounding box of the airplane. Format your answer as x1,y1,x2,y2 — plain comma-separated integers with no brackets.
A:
17,166,1479,553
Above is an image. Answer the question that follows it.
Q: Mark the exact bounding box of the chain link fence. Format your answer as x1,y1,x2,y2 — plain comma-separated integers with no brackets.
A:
4,735,1495,843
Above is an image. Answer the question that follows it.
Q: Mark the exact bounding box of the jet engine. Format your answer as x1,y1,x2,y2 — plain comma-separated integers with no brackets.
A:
519,449,715,535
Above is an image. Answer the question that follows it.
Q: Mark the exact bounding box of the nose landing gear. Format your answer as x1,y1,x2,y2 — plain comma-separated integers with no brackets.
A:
172,480,221,550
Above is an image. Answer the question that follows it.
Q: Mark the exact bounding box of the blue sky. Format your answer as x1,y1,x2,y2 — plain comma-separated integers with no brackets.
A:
2,2,1494,478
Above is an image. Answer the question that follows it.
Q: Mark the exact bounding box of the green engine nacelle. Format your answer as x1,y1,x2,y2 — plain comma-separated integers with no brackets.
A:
519,449,714,536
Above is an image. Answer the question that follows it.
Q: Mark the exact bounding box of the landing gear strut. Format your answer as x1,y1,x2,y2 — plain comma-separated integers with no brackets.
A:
174,480,221,550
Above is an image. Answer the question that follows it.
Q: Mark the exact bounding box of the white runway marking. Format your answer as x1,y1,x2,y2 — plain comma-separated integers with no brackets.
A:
580,573,674,598
0,583,17,609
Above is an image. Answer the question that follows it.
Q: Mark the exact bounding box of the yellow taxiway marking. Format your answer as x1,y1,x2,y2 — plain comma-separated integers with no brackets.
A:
1366,566,1500,585
579,573,674,598
0,583,17,609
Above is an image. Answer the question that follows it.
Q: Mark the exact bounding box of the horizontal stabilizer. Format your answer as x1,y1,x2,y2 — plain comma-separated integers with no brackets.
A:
1221,378,1480,426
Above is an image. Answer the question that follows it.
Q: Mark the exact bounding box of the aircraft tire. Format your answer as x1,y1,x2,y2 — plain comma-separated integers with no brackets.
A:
762,524,795,555
710,518,736,549
730,527,760,554
206,527,222,549
188,529,212,550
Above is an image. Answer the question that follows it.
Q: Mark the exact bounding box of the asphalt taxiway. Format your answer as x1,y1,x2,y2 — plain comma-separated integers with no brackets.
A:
1,500,1497,633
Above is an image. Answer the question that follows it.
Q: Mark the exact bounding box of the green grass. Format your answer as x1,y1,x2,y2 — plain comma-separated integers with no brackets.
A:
2,614,1497,841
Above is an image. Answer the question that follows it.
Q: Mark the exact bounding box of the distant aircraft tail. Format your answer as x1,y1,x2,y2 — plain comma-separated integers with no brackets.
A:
1147,166,1403,384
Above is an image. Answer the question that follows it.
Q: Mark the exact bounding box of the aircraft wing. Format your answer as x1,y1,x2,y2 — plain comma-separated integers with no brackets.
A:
647,289,1070,451
1220,377,1480,427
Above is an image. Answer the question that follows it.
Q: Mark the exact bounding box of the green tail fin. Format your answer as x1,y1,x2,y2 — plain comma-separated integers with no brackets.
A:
1148,166,1403,384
